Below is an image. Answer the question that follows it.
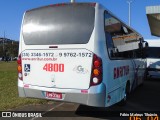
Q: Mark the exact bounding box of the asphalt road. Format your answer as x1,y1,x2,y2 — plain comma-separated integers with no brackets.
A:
2,78,160,120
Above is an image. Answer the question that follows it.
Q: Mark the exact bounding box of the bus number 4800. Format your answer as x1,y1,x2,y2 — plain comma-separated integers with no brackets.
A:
43,63,64,72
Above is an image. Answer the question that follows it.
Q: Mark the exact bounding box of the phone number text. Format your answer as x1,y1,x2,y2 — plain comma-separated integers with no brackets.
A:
22,52,92,58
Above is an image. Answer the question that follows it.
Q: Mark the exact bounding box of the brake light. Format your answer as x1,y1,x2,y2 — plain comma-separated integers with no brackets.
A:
89,3,96,7
17,56,21,64
50,3,67,7
94,59,101,67
50,3,96,7
90,54,102,86
17,54,23,80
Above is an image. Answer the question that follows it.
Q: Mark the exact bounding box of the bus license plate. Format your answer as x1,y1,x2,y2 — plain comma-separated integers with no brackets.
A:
46,92,62,99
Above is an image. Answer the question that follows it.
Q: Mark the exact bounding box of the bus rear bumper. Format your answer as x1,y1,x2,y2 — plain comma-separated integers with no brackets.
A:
18,83,106,107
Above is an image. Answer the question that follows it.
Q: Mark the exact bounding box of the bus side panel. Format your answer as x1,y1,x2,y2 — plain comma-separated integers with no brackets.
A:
104,60,134,106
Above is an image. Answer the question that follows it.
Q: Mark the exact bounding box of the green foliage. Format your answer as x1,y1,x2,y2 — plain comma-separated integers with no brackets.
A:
0,40,19,58
0,62,47,111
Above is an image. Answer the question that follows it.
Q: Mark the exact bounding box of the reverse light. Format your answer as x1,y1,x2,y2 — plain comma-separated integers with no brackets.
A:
18,73,23,79
90,54,103,86
93,77,99,84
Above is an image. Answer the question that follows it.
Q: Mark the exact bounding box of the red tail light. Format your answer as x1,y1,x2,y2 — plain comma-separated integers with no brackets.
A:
90,54,103,86
89,3,96,7
94,59,101,67
17,54,23,80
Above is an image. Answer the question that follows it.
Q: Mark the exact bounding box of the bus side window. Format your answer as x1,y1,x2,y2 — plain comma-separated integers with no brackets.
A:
104,11,142,59
105,32,114,49
104,11,120,59
105,32,116,58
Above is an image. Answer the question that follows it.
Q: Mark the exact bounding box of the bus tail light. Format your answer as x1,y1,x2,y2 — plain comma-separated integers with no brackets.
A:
90,54,103,86
17,54,23,80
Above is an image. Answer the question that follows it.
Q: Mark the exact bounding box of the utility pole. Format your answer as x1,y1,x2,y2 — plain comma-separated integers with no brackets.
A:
3,31,5,57
126,0,134,26
71,0,75,3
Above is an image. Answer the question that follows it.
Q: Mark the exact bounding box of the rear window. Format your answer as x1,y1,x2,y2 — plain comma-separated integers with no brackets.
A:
23,4,95,45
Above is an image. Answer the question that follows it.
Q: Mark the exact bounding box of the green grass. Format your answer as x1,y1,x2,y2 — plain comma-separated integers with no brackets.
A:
0,61,48,111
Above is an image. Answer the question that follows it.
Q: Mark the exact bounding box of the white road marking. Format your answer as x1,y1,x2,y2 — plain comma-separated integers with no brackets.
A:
30,102,64,120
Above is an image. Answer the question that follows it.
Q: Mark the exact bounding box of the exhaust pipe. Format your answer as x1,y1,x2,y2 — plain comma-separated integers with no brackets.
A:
71,0,75,3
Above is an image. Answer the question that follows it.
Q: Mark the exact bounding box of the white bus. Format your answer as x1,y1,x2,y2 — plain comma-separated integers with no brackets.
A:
18,3,147,107
145,40,160,78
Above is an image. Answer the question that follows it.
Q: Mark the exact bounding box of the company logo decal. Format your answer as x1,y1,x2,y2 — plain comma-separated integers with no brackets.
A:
73,65,88,74
114,65,129,79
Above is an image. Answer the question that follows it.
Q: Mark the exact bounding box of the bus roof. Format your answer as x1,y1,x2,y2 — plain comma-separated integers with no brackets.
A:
26,2,96,12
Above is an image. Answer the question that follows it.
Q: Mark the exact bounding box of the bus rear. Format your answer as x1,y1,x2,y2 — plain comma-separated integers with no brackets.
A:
18,3,106,107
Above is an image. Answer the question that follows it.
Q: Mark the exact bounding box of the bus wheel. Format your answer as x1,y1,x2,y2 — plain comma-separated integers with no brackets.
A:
143,70,148,81
118,82,130,106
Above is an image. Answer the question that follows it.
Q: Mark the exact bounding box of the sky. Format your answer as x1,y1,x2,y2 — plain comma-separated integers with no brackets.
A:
0,0,160,41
